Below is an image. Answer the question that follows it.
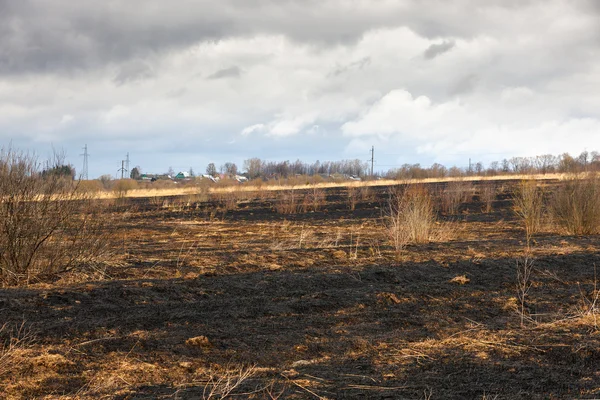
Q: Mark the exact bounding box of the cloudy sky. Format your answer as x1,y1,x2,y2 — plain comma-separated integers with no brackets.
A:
1,0,599,178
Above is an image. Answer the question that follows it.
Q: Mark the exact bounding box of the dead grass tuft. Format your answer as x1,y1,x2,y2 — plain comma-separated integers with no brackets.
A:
450,275,470,285
385,185,436,253
550,174,600,235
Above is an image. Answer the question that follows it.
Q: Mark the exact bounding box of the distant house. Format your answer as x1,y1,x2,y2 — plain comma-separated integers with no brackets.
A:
202,174,219,183
174,171,191,180
235,175,248,183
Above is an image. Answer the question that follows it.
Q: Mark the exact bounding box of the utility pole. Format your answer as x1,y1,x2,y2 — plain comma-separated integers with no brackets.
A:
125,152,130,174
118,160,126,180
80,144,89,180
370,146,374,177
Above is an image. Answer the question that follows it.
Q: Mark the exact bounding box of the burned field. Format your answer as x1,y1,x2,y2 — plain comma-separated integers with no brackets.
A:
1,180,600,399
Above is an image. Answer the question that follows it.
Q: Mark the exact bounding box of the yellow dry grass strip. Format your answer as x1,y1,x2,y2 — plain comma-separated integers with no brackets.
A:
87,172,579,200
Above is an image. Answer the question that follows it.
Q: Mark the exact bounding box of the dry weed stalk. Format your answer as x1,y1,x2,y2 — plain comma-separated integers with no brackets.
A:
550,174,600,235
359,186,374,202
202,364,257,400
347,187,360,211
301,186,326,213
513,180,544,249
479,183,498,213
516,256,535,327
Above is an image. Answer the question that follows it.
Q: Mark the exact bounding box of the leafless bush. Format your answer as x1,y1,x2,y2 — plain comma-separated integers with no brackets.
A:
274,189,299,214
550,175,600,235
385,185,435,253
301,186,326,212
440,181,472,214
113,179,138,199
76,180,104,194
0,148,110,286
513,180,544,248
479,183,498,213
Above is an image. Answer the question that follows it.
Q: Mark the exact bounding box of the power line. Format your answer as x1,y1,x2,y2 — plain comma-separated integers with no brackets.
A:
80,144,89,180
118,160,127,180
370,146,374,177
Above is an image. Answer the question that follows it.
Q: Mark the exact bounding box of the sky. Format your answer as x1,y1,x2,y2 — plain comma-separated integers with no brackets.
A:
1,0,599,178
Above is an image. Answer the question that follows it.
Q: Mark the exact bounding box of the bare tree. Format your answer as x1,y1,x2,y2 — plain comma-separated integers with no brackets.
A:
206,163,218,177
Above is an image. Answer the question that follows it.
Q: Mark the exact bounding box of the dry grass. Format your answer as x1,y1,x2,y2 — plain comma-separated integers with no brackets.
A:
4,178,600,398
385,186,436,253
301,186,326,213
0,322,34,381
82,172,572,200
550,174,600,235
516,256,535,327
347,187,359,211
479,183,498,213
200,364,258,400
274,189,300,214
439,181,472,215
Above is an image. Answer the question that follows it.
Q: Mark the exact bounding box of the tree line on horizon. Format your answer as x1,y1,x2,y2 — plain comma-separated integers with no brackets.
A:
97,149,600,182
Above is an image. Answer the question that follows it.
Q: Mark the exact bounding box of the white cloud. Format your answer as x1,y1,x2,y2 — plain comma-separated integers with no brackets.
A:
241,123,265,136
103,105,130,124
60,114,75,125
0,1,599,176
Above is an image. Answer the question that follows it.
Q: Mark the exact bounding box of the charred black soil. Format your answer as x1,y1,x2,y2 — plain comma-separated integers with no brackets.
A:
1,179,599,399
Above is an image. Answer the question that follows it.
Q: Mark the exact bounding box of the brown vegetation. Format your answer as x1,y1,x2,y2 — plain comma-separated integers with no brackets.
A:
550,174,600,234
2,177,600,398
0,149,110,286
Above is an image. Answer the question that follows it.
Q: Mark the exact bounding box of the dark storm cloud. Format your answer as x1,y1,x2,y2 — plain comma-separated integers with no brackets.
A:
207,66,241,80
424,40,455,59
0,0,555,76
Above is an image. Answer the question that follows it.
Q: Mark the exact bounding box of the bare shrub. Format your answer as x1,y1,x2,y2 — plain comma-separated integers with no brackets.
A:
513,180,544,247
550,175,600,235
440,181,472,214
275,189,299,214
479,182,498,213
0,148,110,286
301,186,325,212
113,179,138,199
385,185,435,253
76,180,104,194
